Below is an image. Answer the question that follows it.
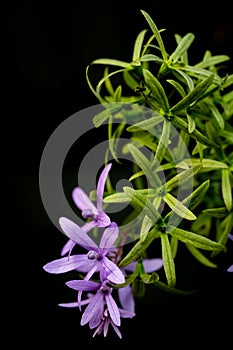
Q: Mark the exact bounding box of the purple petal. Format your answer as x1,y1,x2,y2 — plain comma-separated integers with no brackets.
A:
59,217,98,250
60,239,76,256
66,279,100,291
110,322,122,339
72,187,98,214
81,291,104,326
105,293,120,326
96,211,111,228
99,222,119,252
119,308,135,319
227,264,233,272
118,285,135,313
43,255,95,274
103,257,125,284
96,163,112,211
143,258,163,273
124,258,163,273
81,221,97,232
228,234,233,241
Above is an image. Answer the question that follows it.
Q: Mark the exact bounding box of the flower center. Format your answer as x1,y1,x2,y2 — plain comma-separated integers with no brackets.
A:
87,250,99,260
82,209,96,219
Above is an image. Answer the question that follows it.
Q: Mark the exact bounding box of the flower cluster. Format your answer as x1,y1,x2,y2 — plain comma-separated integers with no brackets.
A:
43,163,163,338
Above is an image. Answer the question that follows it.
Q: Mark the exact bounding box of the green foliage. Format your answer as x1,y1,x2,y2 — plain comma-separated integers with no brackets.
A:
87,10,233,295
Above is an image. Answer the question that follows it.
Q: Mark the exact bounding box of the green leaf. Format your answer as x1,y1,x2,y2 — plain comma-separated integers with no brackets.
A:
140,272,159,284
153,280,197,294
180,65,222,85
202,207,228,218
152,119,171,166
140,10,168,61
173,69,194,91
170,73,214,113
168,226,225,252
185,243,218,268
166,79,186,97
206,99,225,130
222,168,232,212
123,186,162,224
183,180,210,211
187,113,196,133
143,69,170,113
195,55,230,69
161,233,176,287
163,193,197,220
126,114,164,132
140,54,164,64
127,143,161,187
172,116,218,147
180,158,228,170
118,228,159,268
165,164,202,192
91,58,131,68
132,29,148,61
169,33,195,64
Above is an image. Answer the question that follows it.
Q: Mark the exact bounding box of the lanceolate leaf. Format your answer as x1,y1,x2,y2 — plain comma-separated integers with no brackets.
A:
170,73,214,113
127,143,161,187
165,164,202,192
152,119,171,166
163,193,197,220
132,29,148,61
118,228,160,268
160,233,176,287
153,280,197,294
222,168,232,212
169,33,195,64
143,69,170,113
168,226,225,252
140,10,167,61
172,116,219,147
126,114,164,132
185,243,218,268
123,186,161,224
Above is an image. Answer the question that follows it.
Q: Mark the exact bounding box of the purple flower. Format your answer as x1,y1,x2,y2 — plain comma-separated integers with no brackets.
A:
92,307,135,339
60,270,135,338
118,258,163,313
61,163,112,256
43,218,125,285
227,233,233,272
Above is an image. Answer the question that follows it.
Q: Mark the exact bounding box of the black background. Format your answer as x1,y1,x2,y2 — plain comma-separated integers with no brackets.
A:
4,0,233,348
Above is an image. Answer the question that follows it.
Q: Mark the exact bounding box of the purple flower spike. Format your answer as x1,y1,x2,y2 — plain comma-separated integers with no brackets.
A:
227,233,233,272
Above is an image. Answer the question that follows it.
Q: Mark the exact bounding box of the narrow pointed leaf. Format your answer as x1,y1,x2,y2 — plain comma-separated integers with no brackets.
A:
170,73,214,113
160,233,176,287
143,69,170,113
164,193,197,220
165,164,202,192
123,186,161,224
140,10,167,61
222,168,232,211
168,226,225,252
169,33,195,64
152,119,171,166
185,243,217,268
127,143,161,187
118,228,159,268
132,29,148,61
126,114,164,132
